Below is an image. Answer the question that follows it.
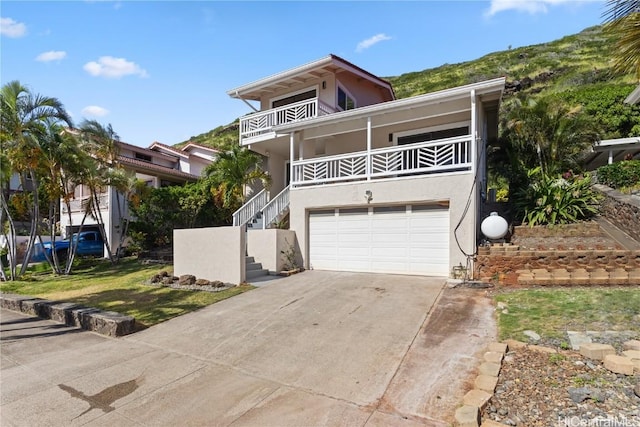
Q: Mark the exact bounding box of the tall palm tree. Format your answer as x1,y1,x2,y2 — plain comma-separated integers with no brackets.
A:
204,145,271,212
499,97,601,177
603,0,640,79
0,81,72,278
75,120,121,264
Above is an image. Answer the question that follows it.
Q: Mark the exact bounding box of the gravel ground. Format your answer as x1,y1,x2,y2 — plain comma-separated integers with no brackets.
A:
482,343,640,426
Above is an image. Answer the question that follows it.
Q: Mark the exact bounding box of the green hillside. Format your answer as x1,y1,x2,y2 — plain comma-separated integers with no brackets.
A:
177,25,639,149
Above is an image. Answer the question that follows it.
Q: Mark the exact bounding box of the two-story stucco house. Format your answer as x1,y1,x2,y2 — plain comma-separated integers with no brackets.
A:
60,141,218,256
175,54,505,282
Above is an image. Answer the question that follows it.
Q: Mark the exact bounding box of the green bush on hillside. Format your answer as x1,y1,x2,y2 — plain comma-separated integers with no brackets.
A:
596,160,640,189
513,168,601,227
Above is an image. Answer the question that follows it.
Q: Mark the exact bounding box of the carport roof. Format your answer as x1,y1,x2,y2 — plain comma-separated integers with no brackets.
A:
584,137,640,170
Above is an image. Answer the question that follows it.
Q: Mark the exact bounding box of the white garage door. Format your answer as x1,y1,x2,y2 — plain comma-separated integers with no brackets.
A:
309,205,449,276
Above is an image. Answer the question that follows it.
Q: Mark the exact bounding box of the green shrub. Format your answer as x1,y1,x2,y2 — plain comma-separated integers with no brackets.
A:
596,160,640,189
514,168,601,226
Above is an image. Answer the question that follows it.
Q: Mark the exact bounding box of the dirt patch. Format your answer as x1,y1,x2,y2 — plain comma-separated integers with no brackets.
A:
378,286,497,425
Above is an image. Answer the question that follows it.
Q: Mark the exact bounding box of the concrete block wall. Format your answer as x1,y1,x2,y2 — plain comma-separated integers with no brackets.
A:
475,245,640,286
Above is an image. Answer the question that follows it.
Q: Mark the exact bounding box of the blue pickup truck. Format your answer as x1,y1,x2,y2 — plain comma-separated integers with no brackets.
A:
32,231,105,262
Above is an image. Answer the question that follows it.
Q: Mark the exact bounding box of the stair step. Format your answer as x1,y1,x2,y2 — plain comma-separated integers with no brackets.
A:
245,256,255,264
246,269,269,280
246,262,264,271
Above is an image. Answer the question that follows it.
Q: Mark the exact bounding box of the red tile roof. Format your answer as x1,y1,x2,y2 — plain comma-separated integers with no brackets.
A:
117,156,199,181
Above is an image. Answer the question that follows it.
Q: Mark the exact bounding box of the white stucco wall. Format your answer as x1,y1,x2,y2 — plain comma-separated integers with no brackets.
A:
173,226,246,284
288,173,477,275
246,229,301,273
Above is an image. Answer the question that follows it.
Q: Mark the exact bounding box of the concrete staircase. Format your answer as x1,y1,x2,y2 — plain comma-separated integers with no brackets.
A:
246,212,264,230
245,256,268,280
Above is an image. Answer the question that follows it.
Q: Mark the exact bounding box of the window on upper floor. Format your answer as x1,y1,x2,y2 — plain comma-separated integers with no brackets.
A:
271,89,317,109
134,152,152,162
337,86,356,111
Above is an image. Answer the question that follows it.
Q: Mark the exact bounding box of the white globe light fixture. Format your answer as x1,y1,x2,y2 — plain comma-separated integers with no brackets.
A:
481,212,508,240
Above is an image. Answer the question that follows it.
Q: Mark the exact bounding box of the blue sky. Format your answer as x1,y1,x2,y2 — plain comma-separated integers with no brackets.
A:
2,0,607,147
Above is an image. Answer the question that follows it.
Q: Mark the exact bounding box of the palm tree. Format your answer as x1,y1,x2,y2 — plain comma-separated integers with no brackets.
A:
75,120,122,264
498,97,601,178
603,0,640,79
204,145,271,212
0,81,72,278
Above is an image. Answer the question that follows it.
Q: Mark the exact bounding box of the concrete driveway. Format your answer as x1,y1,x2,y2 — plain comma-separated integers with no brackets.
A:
0,271,496,426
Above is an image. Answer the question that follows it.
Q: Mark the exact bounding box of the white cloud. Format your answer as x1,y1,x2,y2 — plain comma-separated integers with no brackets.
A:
83,56,148,79
35,50,67,62
356,33,392,53
485,0,575,16
81,105,109,117
1,17,27,38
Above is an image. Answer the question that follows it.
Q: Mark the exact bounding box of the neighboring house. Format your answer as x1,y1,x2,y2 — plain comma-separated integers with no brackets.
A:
585,84,640,169
624,83,640,105
225,54,505,277
60,140,217,256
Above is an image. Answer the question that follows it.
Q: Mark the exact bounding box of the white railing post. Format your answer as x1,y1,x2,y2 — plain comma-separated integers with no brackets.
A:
290,133,295,187
470,89,477,175
366,116,372,181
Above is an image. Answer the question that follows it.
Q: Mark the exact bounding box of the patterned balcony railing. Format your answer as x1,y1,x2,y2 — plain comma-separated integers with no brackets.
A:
232,188,268,227
61,193,109,213
239,98,334,144
291,135,473,187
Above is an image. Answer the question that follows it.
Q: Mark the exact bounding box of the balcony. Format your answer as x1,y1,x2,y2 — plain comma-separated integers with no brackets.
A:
291,135,473,187
239,98,334,145
62,193,109,214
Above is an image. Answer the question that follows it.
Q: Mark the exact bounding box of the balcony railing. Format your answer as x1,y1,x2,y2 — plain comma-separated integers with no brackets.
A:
239,98,334,144
62,194,109,213
291,135,473,187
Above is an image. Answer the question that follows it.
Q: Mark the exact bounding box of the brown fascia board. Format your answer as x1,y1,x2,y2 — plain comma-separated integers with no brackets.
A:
117,140,179,162
148,141,189,159
181,142,220,154
117,156,199,181
227,54,395,101
328,54,395,100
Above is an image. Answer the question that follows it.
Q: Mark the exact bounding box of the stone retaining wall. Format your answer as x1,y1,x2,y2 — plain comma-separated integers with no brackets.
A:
0,293,135,337
475,245,640,286
595,184,640,243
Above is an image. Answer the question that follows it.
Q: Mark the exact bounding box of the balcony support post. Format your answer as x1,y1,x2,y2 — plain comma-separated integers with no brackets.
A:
470,89,477,176
366,116,372,181
289,132,295,186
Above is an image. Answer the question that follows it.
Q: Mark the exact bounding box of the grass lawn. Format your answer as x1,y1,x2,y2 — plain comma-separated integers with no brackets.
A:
494,287,640,343
0,258,254,328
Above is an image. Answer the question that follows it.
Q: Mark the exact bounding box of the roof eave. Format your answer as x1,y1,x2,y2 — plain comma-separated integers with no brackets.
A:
226,54,394,101
274,77,506,133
